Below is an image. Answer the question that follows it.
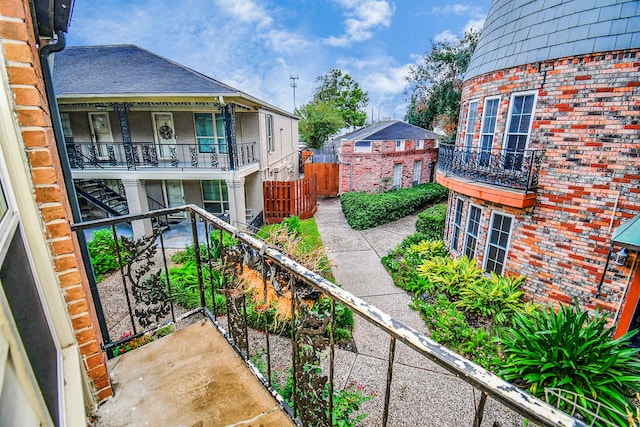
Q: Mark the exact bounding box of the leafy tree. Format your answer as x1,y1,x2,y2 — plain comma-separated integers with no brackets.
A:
296,100,344,149
313,69,369,129
405,30,479,140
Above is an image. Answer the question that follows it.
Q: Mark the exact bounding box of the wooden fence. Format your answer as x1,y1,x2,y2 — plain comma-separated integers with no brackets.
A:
304,163,339,197
263,175,318,224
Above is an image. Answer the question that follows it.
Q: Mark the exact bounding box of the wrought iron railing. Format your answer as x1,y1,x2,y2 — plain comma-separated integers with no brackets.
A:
71,206,583,427
66,141,258,171
438,145,542,192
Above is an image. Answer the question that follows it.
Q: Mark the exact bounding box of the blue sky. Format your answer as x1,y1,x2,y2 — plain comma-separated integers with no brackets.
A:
66,1,491,122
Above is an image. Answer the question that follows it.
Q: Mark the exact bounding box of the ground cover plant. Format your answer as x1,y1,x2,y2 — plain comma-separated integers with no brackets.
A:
384,233,640,424
340,183,448,230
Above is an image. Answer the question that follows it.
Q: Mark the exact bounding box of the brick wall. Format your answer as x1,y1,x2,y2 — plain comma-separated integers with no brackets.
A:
340,139,437,193
1,0,112,401
446,49,639,317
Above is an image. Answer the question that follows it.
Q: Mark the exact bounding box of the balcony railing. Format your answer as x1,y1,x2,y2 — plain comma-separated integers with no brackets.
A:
438,145,542,192
66,141,258,171
71,206,583,426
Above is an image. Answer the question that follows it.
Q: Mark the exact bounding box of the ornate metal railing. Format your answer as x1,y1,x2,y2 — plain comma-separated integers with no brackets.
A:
66,141,258,171
71,206,583,427
438,145,542,192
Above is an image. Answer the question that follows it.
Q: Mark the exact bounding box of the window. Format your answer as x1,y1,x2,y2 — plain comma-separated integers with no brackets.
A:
464,101,478,152
479,97,499,166
484,212,513,275
88,112,113,158
505,93,535,169
451,198,464,252
266,114,274,152
202,180,229,215
393,163,403,189
194,113,226,154
395,140,405,152
60,112,73,143
354,141,371,153
413,160,422,186
464,205,482,259
416,139,424,150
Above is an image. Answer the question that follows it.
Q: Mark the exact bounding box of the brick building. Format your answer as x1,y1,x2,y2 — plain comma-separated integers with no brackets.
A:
438,0,640,336
0,0,110,423
338,120,439,193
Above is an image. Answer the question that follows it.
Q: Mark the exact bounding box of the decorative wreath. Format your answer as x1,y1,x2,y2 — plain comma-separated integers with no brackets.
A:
159,124,174,139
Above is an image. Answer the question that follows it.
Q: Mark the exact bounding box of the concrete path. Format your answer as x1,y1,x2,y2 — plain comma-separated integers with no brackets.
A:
314,197,520,427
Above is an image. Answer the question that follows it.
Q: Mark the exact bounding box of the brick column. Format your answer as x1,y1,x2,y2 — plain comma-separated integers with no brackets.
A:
1,0,112,402
225,176,246,228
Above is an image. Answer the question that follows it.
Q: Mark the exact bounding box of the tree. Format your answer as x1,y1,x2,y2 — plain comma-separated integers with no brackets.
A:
296,100,345,149
405,30,479,140
313,69,369,129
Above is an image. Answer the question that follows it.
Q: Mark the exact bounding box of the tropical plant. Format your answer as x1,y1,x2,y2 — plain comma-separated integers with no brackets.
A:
499,301,640,426
456,272,528,325
417,255,485,296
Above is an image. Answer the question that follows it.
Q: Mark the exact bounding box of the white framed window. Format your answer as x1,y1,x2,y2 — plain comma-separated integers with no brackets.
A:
504,92,536,169
395,140,405,152
413,160,422,186
416,139,424,150
393,163,403,189
354,141,371,153
479,97,500,166
451,198,464,253
202,180,229,215
194,112,226,154
60,112,73,143
464,100,478,151
484,212,513,275
463,205,482,260
266,114,274,152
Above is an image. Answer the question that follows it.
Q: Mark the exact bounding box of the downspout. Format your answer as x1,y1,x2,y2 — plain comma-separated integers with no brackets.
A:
39,32,112,352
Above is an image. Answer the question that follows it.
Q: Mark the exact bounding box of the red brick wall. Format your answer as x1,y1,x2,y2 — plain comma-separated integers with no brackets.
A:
339,139,437,193
446,49,640,317
1,0,112,401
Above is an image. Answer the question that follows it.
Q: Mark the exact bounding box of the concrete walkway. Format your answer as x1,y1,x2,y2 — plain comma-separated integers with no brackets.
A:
314,197,520,427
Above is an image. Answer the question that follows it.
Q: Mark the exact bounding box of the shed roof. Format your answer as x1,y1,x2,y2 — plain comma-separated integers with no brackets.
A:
338,121,440,142
613,214,640,251
465,0,640,80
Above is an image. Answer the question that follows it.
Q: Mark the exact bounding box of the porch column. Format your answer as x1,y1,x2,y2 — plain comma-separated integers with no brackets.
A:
114,103,135,169
225,176,246,229
121,179,153,238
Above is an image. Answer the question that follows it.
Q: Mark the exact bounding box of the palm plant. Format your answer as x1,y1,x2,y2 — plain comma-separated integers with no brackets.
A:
499,301,640,426
417,255,485,296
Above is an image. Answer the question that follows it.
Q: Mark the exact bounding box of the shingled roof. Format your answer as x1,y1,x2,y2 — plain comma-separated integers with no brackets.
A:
53,45,242,97
338,120,440,142
466,0,640,80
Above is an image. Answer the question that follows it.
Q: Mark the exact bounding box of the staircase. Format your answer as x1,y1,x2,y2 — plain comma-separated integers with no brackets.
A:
76,179,129,220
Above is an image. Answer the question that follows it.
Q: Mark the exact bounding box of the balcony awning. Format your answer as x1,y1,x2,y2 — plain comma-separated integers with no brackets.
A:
613,214,640,250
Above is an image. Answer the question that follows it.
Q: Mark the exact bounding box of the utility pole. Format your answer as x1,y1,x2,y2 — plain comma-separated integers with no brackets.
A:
290,74,299,112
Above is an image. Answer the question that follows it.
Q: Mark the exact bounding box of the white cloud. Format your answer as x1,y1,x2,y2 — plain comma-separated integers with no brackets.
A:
434,30,460,43
324,0,394,46
215,0,273,28
464,18,486,33
431,4,481,16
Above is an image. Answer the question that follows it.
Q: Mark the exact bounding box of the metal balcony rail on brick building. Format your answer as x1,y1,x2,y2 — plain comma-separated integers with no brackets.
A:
71,206,583,426
438,144,542,192
66,141,258,171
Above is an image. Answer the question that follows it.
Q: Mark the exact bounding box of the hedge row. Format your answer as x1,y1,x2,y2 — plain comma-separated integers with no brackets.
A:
415,203,447,240
340,183,448,230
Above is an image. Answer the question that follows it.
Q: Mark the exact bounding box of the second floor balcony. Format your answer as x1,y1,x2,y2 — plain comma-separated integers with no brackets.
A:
437,145,543,208
67,141,258,172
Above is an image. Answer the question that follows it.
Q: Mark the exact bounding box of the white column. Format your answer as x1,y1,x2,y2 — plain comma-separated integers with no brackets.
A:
225,176,246,229
121,179,153,238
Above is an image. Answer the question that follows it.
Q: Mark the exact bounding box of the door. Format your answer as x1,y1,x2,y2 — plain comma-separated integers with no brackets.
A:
164,180,185,219
152,113,177,159
413,160,422,186
88,112,113,159
393,163,403,189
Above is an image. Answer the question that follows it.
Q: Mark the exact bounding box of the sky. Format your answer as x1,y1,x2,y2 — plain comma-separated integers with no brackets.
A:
66,0,491,122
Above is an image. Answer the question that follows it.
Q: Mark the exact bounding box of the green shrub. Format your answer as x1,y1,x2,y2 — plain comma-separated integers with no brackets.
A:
282,215,302,236
340,183,448,230
456,273,528,325
88,229,130,278
415,203,447,239
417,255,485,297
411,294,472,351
499,302,640,425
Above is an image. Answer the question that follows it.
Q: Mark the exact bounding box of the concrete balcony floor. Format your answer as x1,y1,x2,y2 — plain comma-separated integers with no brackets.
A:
94,320,293,427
